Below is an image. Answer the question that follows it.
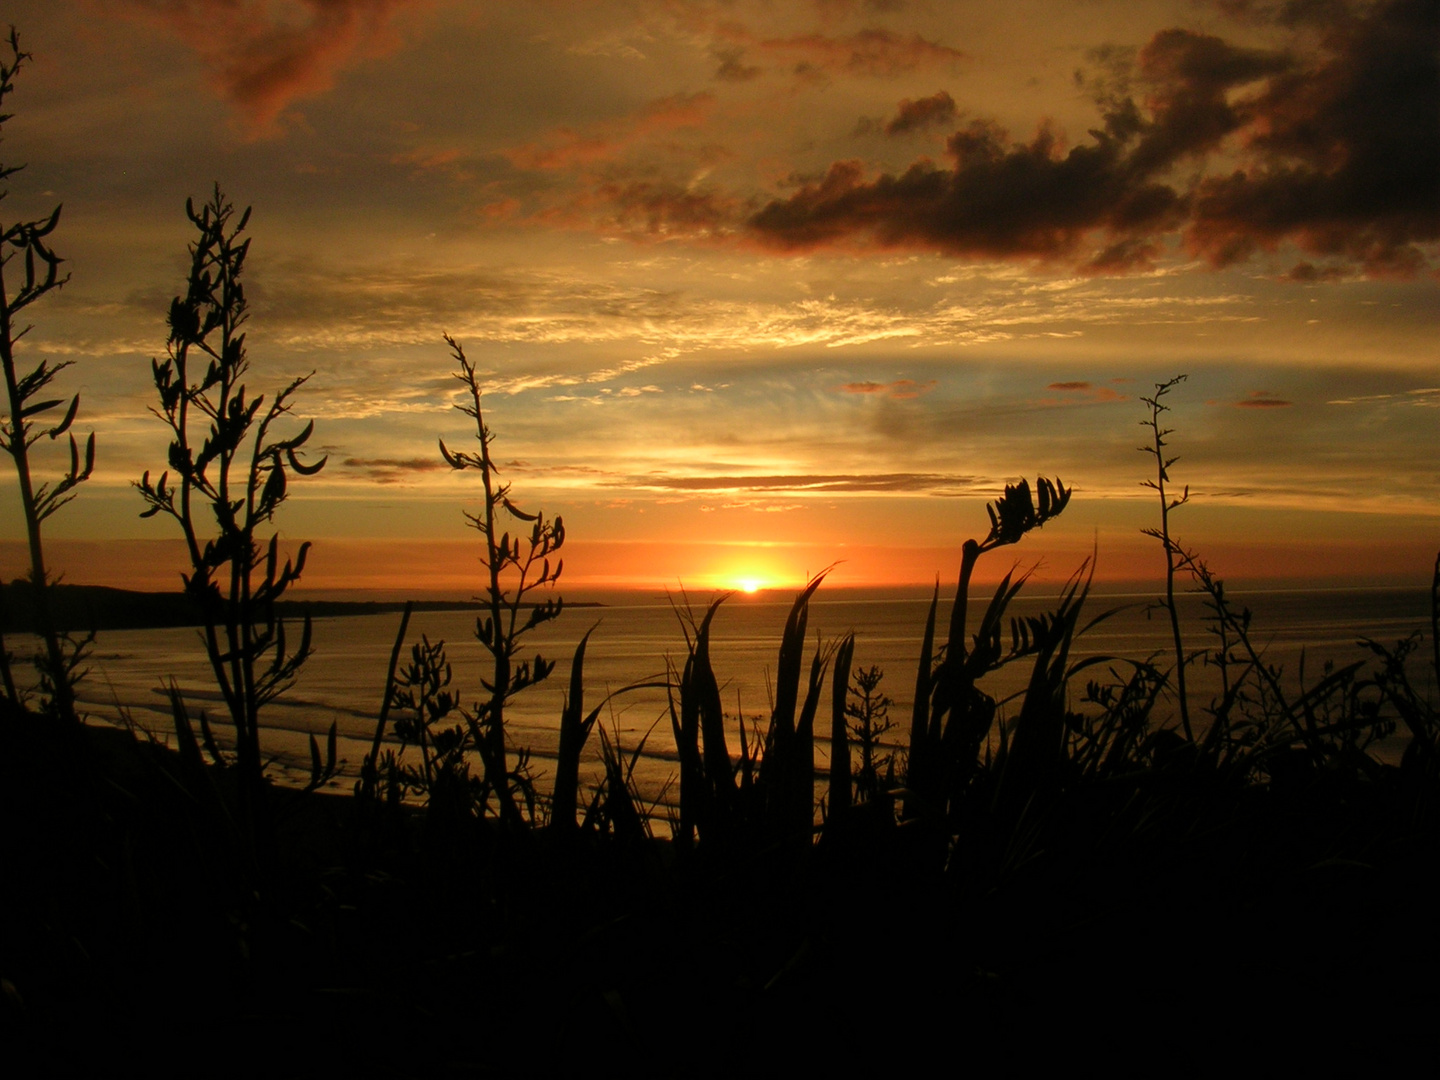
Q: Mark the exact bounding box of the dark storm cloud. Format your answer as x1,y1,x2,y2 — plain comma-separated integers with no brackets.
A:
883,90,957,135
1187,0,1440,275
747,119,1185,268
1124,29,1291,175
747,0,1438,276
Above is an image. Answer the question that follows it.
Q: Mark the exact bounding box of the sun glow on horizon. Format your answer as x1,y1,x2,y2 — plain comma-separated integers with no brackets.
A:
719,558,789,594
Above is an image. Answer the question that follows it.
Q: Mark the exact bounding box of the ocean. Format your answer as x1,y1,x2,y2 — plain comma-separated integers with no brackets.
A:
38,583,1437,805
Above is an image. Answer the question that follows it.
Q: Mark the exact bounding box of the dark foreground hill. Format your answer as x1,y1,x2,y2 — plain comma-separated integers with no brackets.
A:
2,704,1436,1076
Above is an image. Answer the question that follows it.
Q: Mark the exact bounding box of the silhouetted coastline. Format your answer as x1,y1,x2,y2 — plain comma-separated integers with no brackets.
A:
0,580,602,633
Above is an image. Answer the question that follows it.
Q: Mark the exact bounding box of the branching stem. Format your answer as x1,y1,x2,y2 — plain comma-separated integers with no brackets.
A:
1140,375,1193,742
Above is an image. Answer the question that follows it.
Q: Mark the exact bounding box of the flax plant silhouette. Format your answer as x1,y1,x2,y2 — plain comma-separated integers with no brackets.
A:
136,188,330,843
0,29,94,721
439,334,565,828
904,475,1072,827
845,664,895,803
1140,375,1194,741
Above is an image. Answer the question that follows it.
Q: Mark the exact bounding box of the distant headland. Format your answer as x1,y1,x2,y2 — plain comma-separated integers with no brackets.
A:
0,581,602,634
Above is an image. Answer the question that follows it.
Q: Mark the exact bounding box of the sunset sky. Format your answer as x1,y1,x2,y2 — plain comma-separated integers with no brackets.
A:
2,0,1436,594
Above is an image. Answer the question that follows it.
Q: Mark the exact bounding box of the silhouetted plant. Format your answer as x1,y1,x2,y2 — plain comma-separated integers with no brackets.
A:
549,639,668,833
0,29,94,722
359,601,412,804
551,625,606,832
1131,379,1417,780
1076,657,1169,776
996,559,1115,790
667,591,734,848
905,476,1071,826
136,188,329,837
845,663,895,802
384,634,466,800
0,584,17,709
1134,378,1397,774
758,573,839,848
663,574,844,852
1139,374,1195,741
1173,545,1403,776
439,334,565,827
593,711,670,846
1362,554,1439,805
828,633,855,817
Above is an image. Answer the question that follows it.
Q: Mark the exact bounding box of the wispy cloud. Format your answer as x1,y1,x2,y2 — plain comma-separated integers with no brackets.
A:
709,23,965,82
504,91,716,171
1231,391,1292,408
246,257,1260,367
1328,387,1440,406
340,455,446,483
618,471,981,494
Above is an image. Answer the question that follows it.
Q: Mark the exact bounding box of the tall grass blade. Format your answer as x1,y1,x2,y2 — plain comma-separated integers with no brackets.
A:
765,568,832,786
361,601,412,801
1431,550,1439,686
597,721,647,847
794,643,833,839
905,583,939,817
196,705,225,767
829,634,856,817
665,660,696,848
551,624,597,831
694,597,735,825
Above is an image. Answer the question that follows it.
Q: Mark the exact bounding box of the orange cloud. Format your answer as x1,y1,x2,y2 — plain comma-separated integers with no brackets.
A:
115,0,428,134
1233,391,1292,408
505,92,716,172
1043,382,1127,404
839,378,937,399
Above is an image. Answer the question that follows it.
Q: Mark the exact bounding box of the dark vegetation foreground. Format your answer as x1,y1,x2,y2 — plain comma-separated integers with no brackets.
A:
3,611,1438,1078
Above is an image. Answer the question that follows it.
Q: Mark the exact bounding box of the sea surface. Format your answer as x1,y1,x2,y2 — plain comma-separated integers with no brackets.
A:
25,584,1436,808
